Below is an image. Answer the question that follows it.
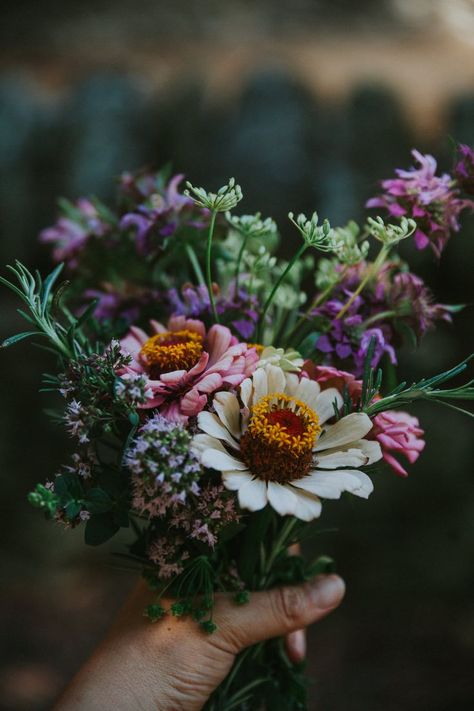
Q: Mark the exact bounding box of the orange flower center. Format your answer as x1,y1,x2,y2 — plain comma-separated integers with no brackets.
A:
140,329,204,377
240,393,321,483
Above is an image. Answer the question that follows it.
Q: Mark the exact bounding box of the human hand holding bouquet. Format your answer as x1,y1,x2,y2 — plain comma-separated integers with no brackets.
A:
2,146,473,710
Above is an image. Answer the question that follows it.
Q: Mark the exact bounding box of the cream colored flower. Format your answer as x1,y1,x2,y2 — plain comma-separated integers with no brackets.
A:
256,346,304,373
192,365,382,521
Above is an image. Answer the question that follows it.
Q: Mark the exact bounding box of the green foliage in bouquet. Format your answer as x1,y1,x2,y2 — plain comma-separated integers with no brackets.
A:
2,145,474,710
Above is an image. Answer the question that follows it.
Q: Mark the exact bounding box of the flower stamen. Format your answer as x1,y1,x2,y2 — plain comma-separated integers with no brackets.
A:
140,329,204,377
240,393,321,483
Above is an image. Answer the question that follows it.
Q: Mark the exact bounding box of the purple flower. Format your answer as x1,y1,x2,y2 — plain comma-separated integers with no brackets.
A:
40,198,112,268
355,328,396,373
83,285,161,325
454,144,474,196
367,149,474,256
166,283,260,340
311,261,451,375
389,271,452,338
120,173,208,255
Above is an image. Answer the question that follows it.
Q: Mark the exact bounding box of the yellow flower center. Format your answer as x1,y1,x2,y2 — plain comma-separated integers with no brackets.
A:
240,393,321,483
140,329,204,377
246,343,264,356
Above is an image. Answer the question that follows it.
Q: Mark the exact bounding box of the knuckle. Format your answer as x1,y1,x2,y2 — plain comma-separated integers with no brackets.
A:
274,585,305,627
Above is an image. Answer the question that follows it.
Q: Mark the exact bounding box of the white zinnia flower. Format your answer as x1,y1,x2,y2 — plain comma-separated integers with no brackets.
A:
192,365,382,521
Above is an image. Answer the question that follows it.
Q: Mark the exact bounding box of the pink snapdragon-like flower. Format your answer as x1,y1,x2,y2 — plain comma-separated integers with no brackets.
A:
119,315,258,421
367,149,473,256
369,410,425,477
303,361,363,401
40,198,111,268
454,143,474,196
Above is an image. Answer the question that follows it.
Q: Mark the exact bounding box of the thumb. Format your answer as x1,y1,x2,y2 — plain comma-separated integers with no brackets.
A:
216,575,345,652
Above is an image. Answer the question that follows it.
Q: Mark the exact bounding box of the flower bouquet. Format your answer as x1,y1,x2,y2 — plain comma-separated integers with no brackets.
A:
2,147,474,710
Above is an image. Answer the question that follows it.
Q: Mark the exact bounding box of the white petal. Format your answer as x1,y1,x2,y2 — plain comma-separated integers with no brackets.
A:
266,365,286,395
315,448,370,469
295,469,374,500
238,477,269,511
201,448,248,472
239,377,252,411
315,412,373,451
251,367,268,406
291,487,322,521
342,439,382,465
267,482,298,516
293,378,321,410
213,391,242,439
284,372,300,397
191,433,227,456
197,412,240,450
222,470,253,491
314,388,343,424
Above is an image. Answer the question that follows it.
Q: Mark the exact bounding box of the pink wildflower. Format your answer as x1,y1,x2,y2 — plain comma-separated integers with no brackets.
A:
367,149,474,256
369,410,425,477
303,361,363,401
119,315,258,421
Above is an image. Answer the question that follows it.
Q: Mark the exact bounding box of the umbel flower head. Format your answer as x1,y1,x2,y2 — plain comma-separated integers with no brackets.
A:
118,315,258,421
184,178,243,212
192,365,382,521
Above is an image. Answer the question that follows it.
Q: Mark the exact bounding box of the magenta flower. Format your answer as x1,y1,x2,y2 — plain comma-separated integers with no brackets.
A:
389,271,452,339
454,144,474,196
118,315,258,421
369,410,425,477
367,149,473,256
40,198,110,268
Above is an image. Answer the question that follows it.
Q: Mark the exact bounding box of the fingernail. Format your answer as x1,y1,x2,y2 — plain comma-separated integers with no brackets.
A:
287,629,306,662
309,574,345,609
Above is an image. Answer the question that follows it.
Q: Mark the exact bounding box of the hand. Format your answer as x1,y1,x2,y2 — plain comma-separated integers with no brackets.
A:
55,574,345,711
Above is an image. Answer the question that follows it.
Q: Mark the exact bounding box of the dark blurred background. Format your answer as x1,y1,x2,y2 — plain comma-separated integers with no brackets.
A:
1,1,474,709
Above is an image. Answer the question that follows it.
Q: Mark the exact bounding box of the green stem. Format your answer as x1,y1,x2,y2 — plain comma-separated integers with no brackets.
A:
206,211,220,324
360,309,398,329
185,243,206,286
257,243,307,342
261,517,299,584
234,233,249,296
335,246,389,320
283,266,349,347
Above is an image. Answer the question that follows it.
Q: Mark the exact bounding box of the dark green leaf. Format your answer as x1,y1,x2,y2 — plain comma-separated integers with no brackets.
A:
1,331,41,348
85,513,120,546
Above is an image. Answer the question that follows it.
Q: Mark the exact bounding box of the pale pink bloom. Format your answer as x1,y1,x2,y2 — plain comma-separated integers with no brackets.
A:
303,361,363,401
119,315,258,421
369,410,425,477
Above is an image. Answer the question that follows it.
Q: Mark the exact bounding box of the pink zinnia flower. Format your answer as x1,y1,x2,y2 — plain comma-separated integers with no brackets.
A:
118,315,258,421
369,410,425,477
303,362,363,401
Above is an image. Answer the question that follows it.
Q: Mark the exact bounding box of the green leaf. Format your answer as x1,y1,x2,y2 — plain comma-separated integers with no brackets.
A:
41,263,64,316
1,331,41,348
297,331,321,359
238,507,273,586
84,488,113,514
393,319,418,348
305,555,335,577
85,513,120,546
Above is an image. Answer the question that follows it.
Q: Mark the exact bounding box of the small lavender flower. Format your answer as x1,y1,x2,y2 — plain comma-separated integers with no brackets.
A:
115,373,154,406
126,414,203,518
